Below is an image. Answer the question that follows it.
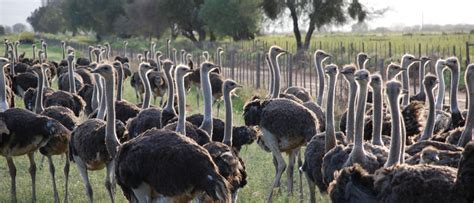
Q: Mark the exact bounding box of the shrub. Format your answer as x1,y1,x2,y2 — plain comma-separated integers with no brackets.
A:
19,32,35,44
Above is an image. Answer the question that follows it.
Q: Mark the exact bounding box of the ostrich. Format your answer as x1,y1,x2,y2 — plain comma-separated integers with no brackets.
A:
442,57,465,132
322,69,388,186
203,79,247,203
410,56,431,102
369,74,386,146
356,52,370,70
243,46,317,202
58,53,84,93
400,54,421,106
314,50,331,105
302,64,346,202
0,57,14,111
85,63,231,202
160,60,178,125
457,63,474,147
113,61,140,123
339,65,358,143
32,63,78,203
126,62,163,139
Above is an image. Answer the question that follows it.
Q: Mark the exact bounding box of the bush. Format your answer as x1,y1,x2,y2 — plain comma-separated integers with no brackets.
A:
470,30,474,34
19,32,35,44
0,26,5,35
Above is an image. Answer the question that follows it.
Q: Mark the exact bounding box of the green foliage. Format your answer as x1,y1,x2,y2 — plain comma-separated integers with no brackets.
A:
200,0,261,40
12,23,27,33
27,6,67,34
0,26,5,35
18,32,35,44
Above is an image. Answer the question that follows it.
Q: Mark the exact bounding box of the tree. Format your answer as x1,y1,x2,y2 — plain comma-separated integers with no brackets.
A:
27,6,67,33
262,0,385,51
115,0,168,39
200,0,262,40
0,26,5,35
12,23,26,33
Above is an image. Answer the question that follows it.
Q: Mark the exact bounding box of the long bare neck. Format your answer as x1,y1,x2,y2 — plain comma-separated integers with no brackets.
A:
32,46,36,60
10,54,15,75
97,77,107,120
316,58,325,105
0,64,8,112
401,60,410,106
270,54,281,98
34,69,45,114
164,68,175,114
352,81,368,163
175,72,187,135
14,45,18,62
417,62,426,97
223,87,233,146
346,78,357,143
435,65,446,111
91,75,100,111
449,64,460,114
67,60,76,93
385,93,402,167
200,68,213,136
420,84,436,140
105,74,119,158
371,85,384,146
399,113,407,164
139,69,152,109
43,46,48,59
325,74,337,152
88,50,92,62
116,66,123,101
458,76,474,147
62,45,65,59
266,56,274,97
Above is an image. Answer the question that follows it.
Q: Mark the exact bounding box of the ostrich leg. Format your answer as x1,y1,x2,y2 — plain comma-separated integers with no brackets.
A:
261,129,286,203
28,152,37,202
63,152,70,203
6,157,17,202
47,156,60,203
297,150,304,202
74,156,93,202
105,162,116,203
286,148,299,194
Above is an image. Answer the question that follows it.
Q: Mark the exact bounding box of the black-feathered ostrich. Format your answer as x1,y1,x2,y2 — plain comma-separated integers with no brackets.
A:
58,53,84,93
243,46,318,202
86,63,231,202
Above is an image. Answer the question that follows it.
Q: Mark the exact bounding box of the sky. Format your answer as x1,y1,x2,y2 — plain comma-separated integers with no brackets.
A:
0,0,473,31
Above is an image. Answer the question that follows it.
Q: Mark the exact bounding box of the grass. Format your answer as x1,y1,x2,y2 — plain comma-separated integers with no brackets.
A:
0,40,332,202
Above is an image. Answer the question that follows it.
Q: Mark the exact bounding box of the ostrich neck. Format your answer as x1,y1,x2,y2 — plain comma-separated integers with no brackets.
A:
325,74,337,152
175,72,187,135
139,69,152,109
34,68,45,114
270,54,281,98
0,63,8,112
420,85,436,140
95,53,100,63
267,57,274,97
88,50,92,62
67,60,76,93
32,46,36,60
399,113,407,163
62,45,65,60
91,75,100,111
97,77,107,120
123,45,127,57
401,61,410,106
223,87,233,146
104,74,119,158
116,66,123,101
458,79,474,147
316,58,325,105
352,81,368,163
200,68,214,136
163,67,175,114
418,62,426,97
371,85,383,146
43,46,48,59
435,65,446,111
346,79,357,143
385,93,402,167
14,45,18,61
10,55,15,75
449,64,460,114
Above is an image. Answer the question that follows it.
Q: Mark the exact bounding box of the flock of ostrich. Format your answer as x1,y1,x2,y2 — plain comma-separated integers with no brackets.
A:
0,37,473,203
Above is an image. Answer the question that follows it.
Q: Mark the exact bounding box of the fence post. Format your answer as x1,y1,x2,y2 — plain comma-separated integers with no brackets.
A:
256,52,261,89
388,42,392,58
231,52,235,79
288,53,292,87
466,42,470,67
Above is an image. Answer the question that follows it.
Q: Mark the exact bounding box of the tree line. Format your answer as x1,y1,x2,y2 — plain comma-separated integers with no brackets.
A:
26,0,379,50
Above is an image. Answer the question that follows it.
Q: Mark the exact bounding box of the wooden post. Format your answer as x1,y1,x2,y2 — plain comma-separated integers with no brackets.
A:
388,42,392,58
231,52,235,79
466,42,470,67
288,53,292,87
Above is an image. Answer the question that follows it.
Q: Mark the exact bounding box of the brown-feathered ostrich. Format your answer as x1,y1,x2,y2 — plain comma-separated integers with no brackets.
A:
418,74,440,141
442,57,465,132
302,64,346,202
400,54,421,106
410,56,431,102
457,63,474,147
31,63,78,203
126,62,163,139
160,60,178,125
0,57,14,111
322,69,388,186
163,64,210,145
58,53,84,93
339,65,358,143
203,79,247,203
112,61,140,123
369,73,390,146
314,50,331,105
243,46,317,202
87,63,230,202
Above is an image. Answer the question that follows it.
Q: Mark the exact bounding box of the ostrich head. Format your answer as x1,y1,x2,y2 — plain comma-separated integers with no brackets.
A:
314,49,331,63
202,51,210,61
93,48,101,60
354,69,371,85
61,41,65,46
88,46,94,52
66,52,75,64
67,46,74,54
420,146,440,164
174,64,193,79
137,54,143,62
420,56,431,67
341,64,357,81
356,52,370,69
369,74,383,89
401,54,420,69
423,74,438,91
324,64,339,76
92,64,115,81
201,61,218,74
139,62,153,76
162,59,174,74
385,79,403,104
444,57,459,69
123,41,128,46
223,79,242,94
269,45,287,58
386,63,405,80
156,51,162,60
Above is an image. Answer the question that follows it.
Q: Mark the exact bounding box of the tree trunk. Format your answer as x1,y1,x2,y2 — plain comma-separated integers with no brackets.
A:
209,31,216,42
286,0,303,50
303,13,318,50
